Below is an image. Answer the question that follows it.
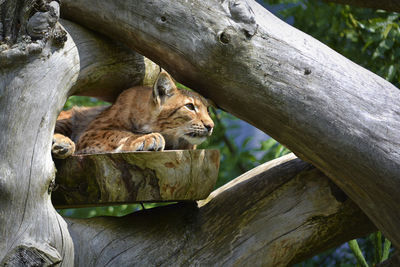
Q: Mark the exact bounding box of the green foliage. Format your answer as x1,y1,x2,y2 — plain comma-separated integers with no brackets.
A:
63,96,109,110
58,204,140,218
57,203,173,218
199,108,290,187
348,239,369,267
369,231,392,265
296,232,393,266
176,80,282,184
267,0,400,87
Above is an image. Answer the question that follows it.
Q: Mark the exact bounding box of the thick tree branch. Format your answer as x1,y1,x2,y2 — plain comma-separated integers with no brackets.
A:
60,0,400,247
65,154,375,266
324,0,400,12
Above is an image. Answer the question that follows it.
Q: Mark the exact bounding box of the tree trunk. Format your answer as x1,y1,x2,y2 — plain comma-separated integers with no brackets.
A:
65,154,375,266
0,3,158,265
61,0,400,248
0,1,76,264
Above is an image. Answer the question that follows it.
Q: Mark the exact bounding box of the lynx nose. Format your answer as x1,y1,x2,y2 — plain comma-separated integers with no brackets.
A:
204,123,214,133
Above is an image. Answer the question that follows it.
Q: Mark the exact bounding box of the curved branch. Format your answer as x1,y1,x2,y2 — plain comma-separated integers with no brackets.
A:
66,154,375,266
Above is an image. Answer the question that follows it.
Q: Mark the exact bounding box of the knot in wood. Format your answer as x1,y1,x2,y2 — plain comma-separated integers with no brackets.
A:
218,31,231,44
53,25,67,47
1,245,62,266
48,178,58,194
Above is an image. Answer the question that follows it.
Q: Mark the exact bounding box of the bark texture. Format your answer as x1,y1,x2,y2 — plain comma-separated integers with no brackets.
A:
65,154,375,266
61,0,400,247
324,0,400,12
53,150,219,208
0,3,77,264
0,11,159,267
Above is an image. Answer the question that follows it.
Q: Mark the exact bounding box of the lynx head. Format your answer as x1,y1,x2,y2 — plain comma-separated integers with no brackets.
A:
152,71,214,149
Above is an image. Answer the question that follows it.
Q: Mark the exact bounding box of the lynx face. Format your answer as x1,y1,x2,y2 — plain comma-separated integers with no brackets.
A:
153,80,214,149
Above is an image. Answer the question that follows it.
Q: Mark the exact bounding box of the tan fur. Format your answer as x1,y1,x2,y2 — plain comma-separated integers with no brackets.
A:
52,72,214,158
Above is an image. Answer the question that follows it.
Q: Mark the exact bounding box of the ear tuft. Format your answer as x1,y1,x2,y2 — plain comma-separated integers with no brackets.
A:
206,98,217,108
153,71,177,104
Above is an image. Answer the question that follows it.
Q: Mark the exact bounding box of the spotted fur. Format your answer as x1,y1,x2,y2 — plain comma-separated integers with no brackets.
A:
52,72,214,158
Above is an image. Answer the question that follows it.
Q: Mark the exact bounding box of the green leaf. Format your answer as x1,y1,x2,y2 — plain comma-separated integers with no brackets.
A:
241,136,253,148
387,65,397,81
348,13,358,28
381,238,391,262
348,239,369,267
374,231,383,263
382,24,393,39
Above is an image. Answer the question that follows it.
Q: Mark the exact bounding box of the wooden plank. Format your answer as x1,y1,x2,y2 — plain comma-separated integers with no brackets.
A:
53,149,219,208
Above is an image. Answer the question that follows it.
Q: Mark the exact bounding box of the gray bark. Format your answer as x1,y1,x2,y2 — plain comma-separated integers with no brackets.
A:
61,0,400,248
0,2,76,264
66,154,375,266
0,7,157,266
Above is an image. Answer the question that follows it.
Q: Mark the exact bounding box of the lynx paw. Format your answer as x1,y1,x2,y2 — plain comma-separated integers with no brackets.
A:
130,133,165,151
52,133,75,159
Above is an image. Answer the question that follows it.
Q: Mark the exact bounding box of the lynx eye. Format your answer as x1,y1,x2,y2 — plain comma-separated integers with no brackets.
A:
185,103,195,111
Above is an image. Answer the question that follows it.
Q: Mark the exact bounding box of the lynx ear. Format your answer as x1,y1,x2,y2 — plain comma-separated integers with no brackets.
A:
153,71,177,105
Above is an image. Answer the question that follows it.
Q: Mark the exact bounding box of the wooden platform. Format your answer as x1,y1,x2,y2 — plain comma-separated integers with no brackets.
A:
52,149,220,208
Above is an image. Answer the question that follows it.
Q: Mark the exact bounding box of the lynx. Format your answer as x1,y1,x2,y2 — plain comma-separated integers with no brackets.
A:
52,72,214,158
